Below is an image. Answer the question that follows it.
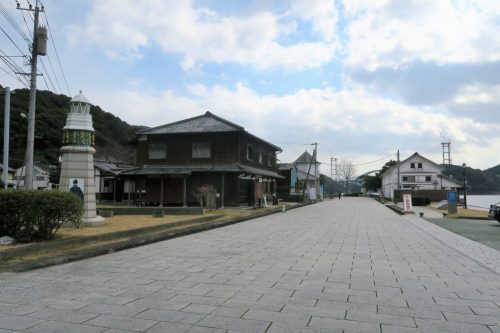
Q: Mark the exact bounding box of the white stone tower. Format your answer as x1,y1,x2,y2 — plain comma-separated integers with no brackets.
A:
59,91,104,226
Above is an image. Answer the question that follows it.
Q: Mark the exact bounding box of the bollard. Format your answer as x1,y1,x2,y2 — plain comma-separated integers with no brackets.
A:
419,212,424,217
282,205,286,213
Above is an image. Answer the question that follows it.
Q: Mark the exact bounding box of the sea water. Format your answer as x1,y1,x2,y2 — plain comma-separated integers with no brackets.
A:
463,194,500,210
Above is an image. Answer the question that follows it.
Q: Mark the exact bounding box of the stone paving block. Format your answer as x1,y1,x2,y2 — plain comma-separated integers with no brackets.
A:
293,290,347,302
348,294,407,307
80,303,150,317
381,324,448,333
26,320,107,333
210,306,248,318
28,307,99,324
470,306,500,316
188,325,226,332
84,314,158,332
346,310,415,327
280,303,346,320
223,299,284,312
136,308,205,324
169,295,226,306
443,312,500,325
0,314,44,331
434,296,498,308
377,305,444,320
119,290,176,301
267,321,343,333
414,318,492,333
489,326,500,333
145,321,192,333
182,304,217,315
197,315,270,332
308,316,381,332
76,294,137,306
259,295,317,307
243,309,310,327
0,303,43,316
126,298,189,311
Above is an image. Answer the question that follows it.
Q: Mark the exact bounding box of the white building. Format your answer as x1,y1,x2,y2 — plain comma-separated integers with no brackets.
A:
14,165,51,189
381,152,463,200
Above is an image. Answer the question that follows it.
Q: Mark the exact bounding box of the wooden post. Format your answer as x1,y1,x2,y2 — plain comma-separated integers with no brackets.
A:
221,173,225,209
183,175,187,207
160,175,164,207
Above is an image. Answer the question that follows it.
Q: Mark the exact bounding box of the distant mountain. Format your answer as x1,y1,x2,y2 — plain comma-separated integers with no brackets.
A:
0,87,139,171
442,164,500,194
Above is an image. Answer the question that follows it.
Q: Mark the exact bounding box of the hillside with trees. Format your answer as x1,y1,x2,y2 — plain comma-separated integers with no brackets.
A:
0,87,139,173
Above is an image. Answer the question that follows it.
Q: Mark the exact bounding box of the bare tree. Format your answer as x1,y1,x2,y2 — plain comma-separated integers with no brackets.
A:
338,159,356,193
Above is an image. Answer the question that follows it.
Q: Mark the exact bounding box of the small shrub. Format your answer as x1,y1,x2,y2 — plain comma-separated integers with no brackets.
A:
412,197,431,206
35,191,83,239
0,190,82,241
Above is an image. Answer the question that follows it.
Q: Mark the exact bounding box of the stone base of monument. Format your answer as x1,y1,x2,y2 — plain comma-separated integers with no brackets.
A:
82,215,106,227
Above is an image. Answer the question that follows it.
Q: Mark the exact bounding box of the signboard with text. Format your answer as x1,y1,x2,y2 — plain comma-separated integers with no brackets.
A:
403,194,412,212
447,191,457,214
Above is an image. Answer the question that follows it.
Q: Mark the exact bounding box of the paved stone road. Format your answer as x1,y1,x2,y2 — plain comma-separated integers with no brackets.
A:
1,198,500,333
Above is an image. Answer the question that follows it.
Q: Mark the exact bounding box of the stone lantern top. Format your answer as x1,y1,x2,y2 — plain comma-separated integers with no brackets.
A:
69,90,92,114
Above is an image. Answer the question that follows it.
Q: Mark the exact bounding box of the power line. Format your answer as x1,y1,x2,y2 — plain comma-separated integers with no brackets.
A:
318,153,396,167
40,4,70,95
0,25,27,56
352,153,396,166
39,58,55,91
0,2,30,43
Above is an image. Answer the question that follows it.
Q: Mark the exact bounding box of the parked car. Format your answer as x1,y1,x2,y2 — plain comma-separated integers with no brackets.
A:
488,203,500,222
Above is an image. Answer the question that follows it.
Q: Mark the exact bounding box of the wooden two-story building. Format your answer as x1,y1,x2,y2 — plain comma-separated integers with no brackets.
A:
122,111,283,207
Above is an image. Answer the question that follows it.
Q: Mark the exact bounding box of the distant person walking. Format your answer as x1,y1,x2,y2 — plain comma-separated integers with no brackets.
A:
338,192,341,199
70,179,84,201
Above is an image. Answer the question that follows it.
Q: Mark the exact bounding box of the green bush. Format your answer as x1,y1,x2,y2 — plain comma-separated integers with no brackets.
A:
0,190,82,241
412,197,431,206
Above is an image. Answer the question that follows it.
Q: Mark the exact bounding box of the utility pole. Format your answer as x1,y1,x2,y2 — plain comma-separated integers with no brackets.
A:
397,149,401,191
17,1,45,189
2,88,11,188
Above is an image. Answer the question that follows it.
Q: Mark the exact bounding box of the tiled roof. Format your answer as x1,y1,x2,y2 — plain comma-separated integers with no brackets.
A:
121,163,284,179
295,151,319,164
138,111,243,135
94,160,134,175
137,111,282,152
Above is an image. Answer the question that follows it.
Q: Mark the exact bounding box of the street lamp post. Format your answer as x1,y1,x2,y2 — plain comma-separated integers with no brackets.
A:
462,162,467,209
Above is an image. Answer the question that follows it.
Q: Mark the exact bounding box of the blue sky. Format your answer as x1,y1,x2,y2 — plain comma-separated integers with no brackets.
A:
2,0,500,175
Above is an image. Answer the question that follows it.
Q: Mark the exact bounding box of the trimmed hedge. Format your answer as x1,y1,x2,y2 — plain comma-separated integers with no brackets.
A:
0,190,82,241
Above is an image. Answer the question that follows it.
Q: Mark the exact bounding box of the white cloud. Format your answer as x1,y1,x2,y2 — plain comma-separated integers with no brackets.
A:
87,82,499,172
288,0,339,42
68,0,339,71
343,0,500,70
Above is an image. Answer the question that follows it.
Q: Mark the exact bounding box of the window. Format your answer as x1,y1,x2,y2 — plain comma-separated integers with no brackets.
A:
418,162,423,168
410,163,415,168
402,176,408,182
192,142,211,158
408,176,415,182
425,176,431,182
268,156,272,167
149,143,166,159
258,151,263,164
246,145,254,161
36,176,45,181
